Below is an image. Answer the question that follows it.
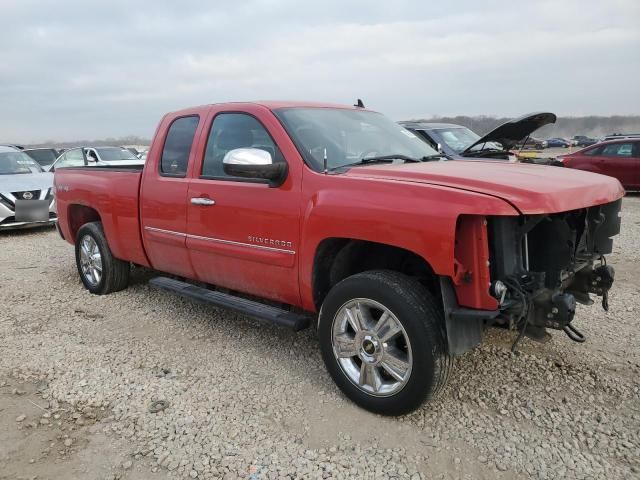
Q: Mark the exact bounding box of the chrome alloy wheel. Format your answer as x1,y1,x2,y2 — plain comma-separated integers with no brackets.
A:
79,235,102,286
331,298,412,397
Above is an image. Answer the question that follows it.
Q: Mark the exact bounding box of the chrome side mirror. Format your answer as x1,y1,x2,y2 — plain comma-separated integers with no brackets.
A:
437,143,443,153
222,148,287,187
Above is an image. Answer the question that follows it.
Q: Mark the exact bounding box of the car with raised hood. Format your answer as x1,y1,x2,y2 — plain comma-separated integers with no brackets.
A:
55,101,623,415
48,146,145,171
558,138,640,190
400,112,556,161
0,145,56,230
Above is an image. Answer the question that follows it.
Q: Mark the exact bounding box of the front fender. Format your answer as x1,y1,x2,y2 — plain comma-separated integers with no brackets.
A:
298,175,519,311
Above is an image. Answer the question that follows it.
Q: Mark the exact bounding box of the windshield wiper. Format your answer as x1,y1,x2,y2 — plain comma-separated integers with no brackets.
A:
329,154,421,172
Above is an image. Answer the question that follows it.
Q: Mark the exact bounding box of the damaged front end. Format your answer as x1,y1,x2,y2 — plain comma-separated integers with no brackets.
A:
488,199,622,347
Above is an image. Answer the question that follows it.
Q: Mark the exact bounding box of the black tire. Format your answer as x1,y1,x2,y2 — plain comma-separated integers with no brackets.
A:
318,270,451,415
75,222,129,295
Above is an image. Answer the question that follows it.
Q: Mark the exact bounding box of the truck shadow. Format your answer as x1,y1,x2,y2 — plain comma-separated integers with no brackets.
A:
0,224,55,238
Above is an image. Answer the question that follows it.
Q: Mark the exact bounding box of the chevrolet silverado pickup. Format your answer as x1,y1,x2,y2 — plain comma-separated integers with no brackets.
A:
54,101,623,415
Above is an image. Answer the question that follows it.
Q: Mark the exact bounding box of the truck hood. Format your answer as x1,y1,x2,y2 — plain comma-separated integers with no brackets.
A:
345,161,624,214
0,172,53,193
463,112,556,154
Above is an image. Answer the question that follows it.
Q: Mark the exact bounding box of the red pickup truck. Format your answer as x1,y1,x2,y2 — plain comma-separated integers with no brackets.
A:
55,101,624,415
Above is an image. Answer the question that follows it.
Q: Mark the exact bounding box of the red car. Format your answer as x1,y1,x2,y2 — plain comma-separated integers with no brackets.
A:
559,139,640,190
54,101,623,415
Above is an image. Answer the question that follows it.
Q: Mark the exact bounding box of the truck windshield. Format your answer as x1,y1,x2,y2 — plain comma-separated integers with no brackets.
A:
95,147,139,161
274,108,440,171
0,151,45,174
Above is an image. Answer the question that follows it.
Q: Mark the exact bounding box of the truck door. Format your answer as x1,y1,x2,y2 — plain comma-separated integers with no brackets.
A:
140,112,206,278
185,107,302,306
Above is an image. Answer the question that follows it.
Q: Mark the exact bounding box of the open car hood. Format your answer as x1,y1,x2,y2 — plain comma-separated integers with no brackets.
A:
463,112,556,154
344,160,623,214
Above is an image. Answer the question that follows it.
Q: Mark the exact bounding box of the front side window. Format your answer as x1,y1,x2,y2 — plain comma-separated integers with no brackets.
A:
161,116,199,176
201,113,283,179
602,143,633,157
274,108,439,171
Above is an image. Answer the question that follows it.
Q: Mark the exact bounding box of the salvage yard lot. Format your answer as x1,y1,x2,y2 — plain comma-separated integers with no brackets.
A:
1,196,639,480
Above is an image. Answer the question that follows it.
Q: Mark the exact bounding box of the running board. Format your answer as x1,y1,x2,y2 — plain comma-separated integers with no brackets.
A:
149,276,311,331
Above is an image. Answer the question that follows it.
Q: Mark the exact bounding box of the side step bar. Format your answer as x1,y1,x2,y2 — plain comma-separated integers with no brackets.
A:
149,276,312,331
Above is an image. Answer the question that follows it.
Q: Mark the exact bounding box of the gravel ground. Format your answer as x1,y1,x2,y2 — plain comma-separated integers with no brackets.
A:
1,195,639,480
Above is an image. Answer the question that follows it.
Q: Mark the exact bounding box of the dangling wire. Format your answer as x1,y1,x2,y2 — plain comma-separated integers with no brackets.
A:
563,323,586,343
502,277,530,353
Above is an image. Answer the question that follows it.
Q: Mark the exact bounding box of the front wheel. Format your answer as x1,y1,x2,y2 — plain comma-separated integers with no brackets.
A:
319,270,451,415
75,222,129,295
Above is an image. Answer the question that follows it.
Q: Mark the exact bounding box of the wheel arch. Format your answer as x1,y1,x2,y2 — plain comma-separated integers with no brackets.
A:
311,237,440,311
67,204,101,242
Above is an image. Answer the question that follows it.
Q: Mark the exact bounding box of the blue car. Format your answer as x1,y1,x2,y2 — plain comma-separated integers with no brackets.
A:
543,138,571,148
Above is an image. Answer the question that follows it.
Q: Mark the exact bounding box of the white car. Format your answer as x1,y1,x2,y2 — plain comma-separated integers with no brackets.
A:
0,145,56,230
49,146,145,171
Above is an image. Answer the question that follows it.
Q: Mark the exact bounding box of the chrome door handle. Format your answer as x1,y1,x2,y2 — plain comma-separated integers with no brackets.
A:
191,197,215,206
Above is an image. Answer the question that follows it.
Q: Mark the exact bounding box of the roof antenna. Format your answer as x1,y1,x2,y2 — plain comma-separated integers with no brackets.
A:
354,98,365,108
323,147,328,174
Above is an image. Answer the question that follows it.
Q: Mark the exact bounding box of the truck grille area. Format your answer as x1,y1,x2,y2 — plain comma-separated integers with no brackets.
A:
487,198,622,335
526,199,621,289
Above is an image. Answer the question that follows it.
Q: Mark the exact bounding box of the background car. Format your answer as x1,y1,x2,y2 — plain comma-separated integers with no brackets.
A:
23,147,59,169
513,137,545,149
49,146,145,170
558,138,639,190
602,133,640,142
124,146,140,157
571,135,598,147
0,145,56,230
543,138,571,148
401,112,556,161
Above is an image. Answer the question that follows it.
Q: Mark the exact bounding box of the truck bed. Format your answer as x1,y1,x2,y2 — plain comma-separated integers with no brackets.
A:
54,167,149,267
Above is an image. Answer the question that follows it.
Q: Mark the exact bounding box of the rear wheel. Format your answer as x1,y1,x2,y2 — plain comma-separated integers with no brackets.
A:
319,270,451,415
75,222,129,295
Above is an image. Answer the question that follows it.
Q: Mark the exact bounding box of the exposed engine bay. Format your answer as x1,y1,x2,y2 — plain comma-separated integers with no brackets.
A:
487,199,622,349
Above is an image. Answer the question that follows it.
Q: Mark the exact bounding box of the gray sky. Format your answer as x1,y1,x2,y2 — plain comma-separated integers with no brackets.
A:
1,0,639,143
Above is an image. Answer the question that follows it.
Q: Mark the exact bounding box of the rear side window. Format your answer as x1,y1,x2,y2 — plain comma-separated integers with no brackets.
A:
584,146,602,156
161,116,199,176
